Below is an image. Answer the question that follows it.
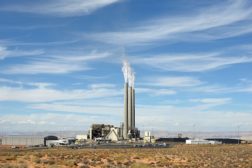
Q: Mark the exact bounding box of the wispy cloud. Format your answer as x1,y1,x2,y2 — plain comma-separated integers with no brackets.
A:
0,113,103,132
30,103,121,116
0,45,44,60
141,76,203,87
89,0,252,45
140,75,252,95
2,50,111,74
132,52,252,72
0,77,54,88
190,98,232,106
4,40,80,47
191,83,252,94
0,82,121,103
4,61,89,74
136,87,176,96
0,0,121,17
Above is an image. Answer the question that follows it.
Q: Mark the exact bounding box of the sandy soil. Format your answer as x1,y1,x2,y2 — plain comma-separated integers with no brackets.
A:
0,144,251,168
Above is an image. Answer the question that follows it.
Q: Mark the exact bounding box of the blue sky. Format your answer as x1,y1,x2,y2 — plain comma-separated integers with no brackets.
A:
0,0,252,133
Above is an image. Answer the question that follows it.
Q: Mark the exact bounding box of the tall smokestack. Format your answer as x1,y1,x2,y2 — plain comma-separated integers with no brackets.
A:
128,68,133,131
128,86,132,130
132,72,135,130
122,60,129,139
132,88,135,129
124,82,128,138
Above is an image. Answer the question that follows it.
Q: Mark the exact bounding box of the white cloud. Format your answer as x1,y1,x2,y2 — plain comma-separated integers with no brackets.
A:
141,76,202,87
4,60,89,74
132,53,252,72
0,113,106,132
190,98,232,106
124,76,201,96
89,0,252,45
190,83,252,94
0,77,55,88
89,83,116,89
2,51,111,74
0,0,121,17
136,87,176,96
30,102,122,116
5,40,80,47
0,46,8,59
0,87,82,102
0,83,122,103
0,45,43,60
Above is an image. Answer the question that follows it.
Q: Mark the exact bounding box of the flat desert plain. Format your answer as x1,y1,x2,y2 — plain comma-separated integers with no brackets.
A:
0,144,252,168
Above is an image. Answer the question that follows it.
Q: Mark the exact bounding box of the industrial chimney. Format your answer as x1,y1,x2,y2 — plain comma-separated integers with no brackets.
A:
122,60,129,139
132,72,135,130
128,69,133,131
122,60,137,139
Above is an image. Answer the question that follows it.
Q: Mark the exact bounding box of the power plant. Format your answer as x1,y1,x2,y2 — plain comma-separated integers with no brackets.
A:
88,60,139,141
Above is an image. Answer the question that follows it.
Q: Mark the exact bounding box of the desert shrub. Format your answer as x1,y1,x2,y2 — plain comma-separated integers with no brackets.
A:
123,161,131,166
82,159,89,164
0,160,7,163
1,163,11,168
18,163,28,168
131,163,152,168
22,155,30,161
34,152,43,158
1,163,19,168
40,159,55,165
79,165,89,168
47,159,55,165
133,156,140,160
33,157,41,164
6,155,17,161
47,165,62,168
64,159,76,167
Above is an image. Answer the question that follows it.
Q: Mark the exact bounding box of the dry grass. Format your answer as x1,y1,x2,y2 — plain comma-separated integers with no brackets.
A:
0,144,251,168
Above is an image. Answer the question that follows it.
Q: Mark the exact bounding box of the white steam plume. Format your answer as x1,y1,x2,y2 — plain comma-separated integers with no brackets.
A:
128,66,132,87
122,60,129,83
122,60,135,86
131,71,135,88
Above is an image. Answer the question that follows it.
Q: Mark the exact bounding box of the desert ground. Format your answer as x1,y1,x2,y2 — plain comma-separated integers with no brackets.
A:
0,144,251,168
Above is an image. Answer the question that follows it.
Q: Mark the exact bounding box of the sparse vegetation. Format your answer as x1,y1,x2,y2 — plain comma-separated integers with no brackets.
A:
0,144,251,167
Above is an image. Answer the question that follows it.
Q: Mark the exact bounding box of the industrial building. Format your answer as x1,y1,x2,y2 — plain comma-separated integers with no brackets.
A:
44,136,75,147
186,139,222,145
1,136,44,146
144,131,156,143
105,127,121,142
0,135,76,147
156,137,189,144
88,124,122,141
206,138,242,144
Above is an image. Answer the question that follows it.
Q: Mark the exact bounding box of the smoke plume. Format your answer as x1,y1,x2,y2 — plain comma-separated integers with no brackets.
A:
122,60,129,83
122,60,135,87
131,72,135,88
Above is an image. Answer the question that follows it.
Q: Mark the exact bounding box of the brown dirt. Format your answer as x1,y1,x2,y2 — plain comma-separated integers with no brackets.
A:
0,144,251,168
